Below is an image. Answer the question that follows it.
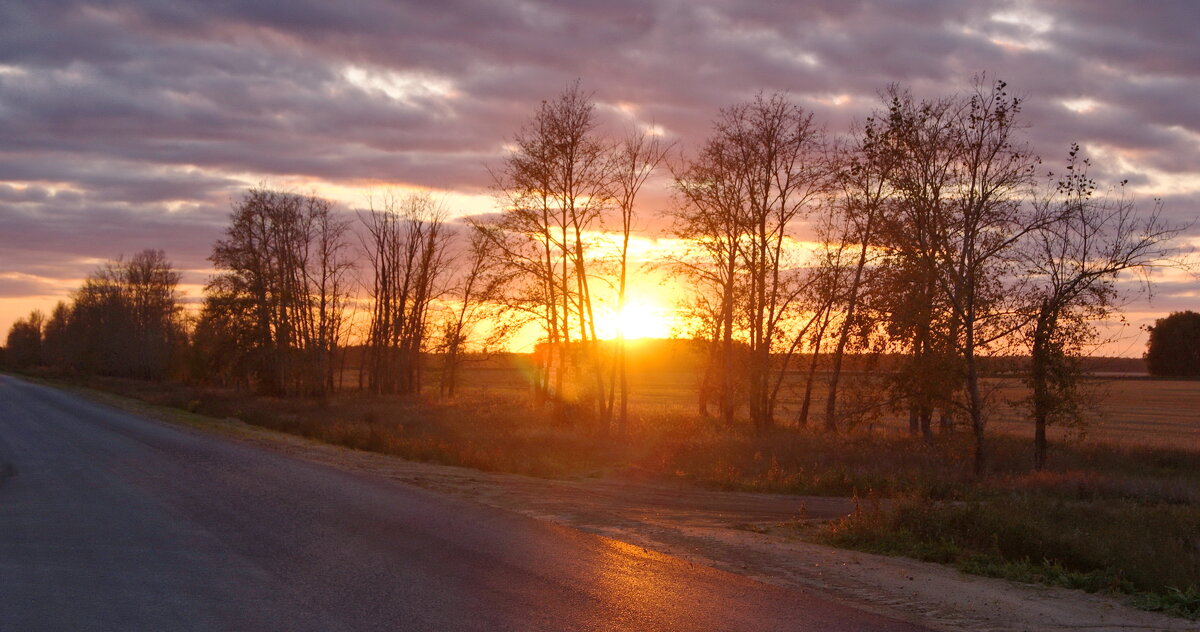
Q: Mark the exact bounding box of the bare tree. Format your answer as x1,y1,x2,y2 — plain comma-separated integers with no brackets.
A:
673,92,831,430
437,226,513,397
1024,146,1182,469
360,192,453,395
207,188,353,396
672,123,750,426
937,79,1043,475
477,81,615,422
608,128,671,431
822,114,896,432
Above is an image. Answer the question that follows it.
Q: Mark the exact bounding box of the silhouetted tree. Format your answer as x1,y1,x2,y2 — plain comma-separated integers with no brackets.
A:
1145,311,1200,377
5,310,44,368
876,79,1043,474
192,276,259,389
477,81,616,422
873,86,963,444
60,250,185,378
207,188,353,395
436,226,514,398
40,302,70,368
1023,146,1181,469
360,192,453,395
674,92,832,430
822,112,896,432
609,128,670,431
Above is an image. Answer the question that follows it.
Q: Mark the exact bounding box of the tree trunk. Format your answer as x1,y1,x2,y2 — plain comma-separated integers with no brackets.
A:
1030,303,1054,471
965,340,987,477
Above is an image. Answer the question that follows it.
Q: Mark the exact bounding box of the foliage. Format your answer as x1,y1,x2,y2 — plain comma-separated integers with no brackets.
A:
201,188,353,396
4,310,43,368
1145,311,1200,377
9,250,188,379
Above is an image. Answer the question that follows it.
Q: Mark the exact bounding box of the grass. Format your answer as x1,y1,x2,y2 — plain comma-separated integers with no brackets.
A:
19,366,1200,618
823,493,1200,619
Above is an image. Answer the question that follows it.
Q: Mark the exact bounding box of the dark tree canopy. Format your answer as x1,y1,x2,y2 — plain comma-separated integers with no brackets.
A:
4,311,43,368
1145,311,1200,377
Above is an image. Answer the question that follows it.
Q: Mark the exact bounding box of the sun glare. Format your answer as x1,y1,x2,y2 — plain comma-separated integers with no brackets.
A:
613,299,675,340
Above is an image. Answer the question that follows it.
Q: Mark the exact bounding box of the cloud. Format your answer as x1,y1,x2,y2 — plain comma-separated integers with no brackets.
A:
0,274,60,299
1,0,1198,338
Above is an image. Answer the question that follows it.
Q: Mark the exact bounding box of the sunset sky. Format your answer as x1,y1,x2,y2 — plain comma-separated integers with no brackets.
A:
2,1,1197,355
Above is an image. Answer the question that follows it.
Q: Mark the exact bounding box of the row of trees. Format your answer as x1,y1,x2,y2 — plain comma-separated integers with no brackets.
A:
663,79,1178,472
193,188,507,399
193,189,354,396
4,77,1184,474
4,250,186,379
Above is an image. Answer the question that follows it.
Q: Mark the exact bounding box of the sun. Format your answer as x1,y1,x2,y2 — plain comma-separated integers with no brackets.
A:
612,299,674,340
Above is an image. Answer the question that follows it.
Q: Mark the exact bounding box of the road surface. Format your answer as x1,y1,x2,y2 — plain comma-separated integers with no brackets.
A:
0,375,929,631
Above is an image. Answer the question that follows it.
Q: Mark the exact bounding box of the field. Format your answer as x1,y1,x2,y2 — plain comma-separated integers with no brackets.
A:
447,360,1200,451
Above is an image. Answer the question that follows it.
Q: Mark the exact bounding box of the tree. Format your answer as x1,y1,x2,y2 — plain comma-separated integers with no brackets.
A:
1146,311,1200,376
873,86,963,444
941,79,1043,475
193,277,259,389
822,111,897,432
40,302,70,368
60,250,185,379
207,188,353,395
609,128,670,431
877,79,1043,474
121,249,186,378
1023,146,1181,468
673,92,831,431
671,122,749,426
4,310,44,368
437,226,511,398
734,95,832,430
360,192,454,395
477,81,615,422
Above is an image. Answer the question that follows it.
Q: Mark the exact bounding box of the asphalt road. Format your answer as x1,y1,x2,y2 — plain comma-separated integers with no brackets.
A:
0,375,929,632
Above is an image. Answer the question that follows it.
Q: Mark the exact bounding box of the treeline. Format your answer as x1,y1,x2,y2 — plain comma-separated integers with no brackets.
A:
2,190,504,400
4,250,187,379
477,77,1181,472
3,76,1185,473
192,187,505,398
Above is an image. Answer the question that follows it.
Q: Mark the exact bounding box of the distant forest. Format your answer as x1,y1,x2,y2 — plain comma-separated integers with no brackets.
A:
3,76,1189,474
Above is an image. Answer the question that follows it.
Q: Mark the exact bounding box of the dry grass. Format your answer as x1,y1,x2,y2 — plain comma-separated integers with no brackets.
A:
824,494,1200,618
443,363,1200,450
58,366,1200,495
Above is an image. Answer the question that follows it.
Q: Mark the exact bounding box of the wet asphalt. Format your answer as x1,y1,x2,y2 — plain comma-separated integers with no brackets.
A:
0,375,929,631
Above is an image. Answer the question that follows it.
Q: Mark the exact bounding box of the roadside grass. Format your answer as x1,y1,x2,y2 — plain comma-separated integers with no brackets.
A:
21,370,1200,618
822,494,1200,619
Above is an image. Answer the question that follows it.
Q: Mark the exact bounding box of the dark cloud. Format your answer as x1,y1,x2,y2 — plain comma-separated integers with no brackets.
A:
1,0,1198,334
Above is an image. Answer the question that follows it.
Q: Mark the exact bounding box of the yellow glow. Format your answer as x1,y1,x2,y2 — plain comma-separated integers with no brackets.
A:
612,298,676,340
